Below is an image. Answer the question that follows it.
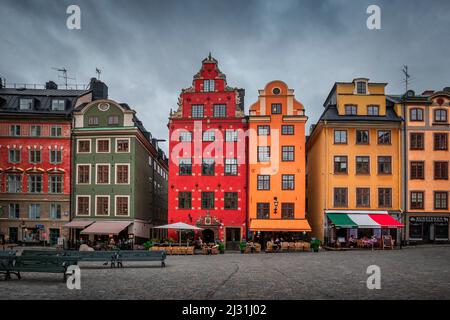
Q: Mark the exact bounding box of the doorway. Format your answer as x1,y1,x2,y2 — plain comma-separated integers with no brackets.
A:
225,227,241,251
202,229,215,244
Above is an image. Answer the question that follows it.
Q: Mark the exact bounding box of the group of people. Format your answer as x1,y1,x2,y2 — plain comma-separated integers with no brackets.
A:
346,235,378,248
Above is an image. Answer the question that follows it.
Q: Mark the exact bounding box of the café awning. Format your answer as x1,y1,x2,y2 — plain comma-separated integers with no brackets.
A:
327,214,358,228
369,214,404,228
62,220,95,229
249,219,311,232
80,221,132,235
326,211,404,228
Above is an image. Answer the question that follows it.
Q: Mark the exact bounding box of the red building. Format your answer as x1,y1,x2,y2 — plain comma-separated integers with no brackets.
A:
168,55,247,250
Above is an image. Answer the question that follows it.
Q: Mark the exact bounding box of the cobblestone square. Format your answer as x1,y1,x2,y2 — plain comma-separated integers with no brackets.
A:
1,246,449,300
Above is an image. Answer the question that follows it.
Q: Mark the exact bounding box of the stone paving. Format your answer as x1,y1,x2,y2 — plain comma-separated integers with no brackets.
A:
1,246,449,300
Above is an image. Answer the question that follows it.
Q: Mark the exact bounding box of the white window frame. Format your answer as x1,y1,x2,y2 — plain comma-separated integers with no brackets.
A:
115,138,131,153
76,163,91,185
75,195,91,216
50,125,62,137
49,149,62,164
95,195,110,217
114,195,130,217
115,163,130,185
77,139,92,154
95,163,111,185
96,138,111,153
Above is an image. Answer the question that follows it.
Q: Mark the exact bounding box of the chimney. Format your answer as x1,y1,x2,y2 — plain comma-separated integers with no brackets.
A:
0,77,3,89
421,90,435,96
89,77,108,100
443,87,450,93
45,81,58,90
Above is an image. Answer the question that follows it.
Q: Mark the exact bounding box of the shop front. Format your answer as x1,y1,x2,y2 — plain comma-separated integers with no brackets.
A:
407,215,449,243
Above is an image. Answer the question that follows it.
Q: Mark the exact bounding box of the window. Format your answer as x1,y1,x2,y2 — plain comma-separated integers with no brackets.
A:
191,105,204,118
434,109,448,123
97,140,110,153
213,104,226,118
49,175,63,193
345,104,357,115
116,165,129,184
29,150,41,164
257,203,270,219
9,204,20,219
96,165,110,184
116,139,129,152
96,197,109,216
77,165,90,184
51,99,65,111
50,125,62,137
367,105,379,116
410,108,424,121
30,125,41,137
179,158,192,175
108,115,119,125
257,175,270,190
410,133,424,150
201,192,214,209
410,192,424,209
410,161,425,179
334,156,348,174
201,158,215,176
378,156,392,174
434,162,448,180
378,130,391,144
28,204,40,220
257,146,270,162
378,188,392,207
116,197,129,216
179,131,192,142
78,140,91,153
356,130,369,144
434,192,448,210
202,131,215,142
434,133,448,150
257,125,270,136
88,116,99,126
10,125,20,136
225,130,238,142
282,146,295,161
178,192,192,209
356,156,370,174
281,125,294,135
7,175,21,193
225,158,237,175
77,196,90,216
282,174,295,190
8,149,21,163
281,203,295,219
356,188,370,207
334,188,348,207
224,192,238,210
28,175,42,193
50,204,62,219
203,80,215,92
356,81,367,94
19,98,33,110
334,130,347,144
271,104,282,114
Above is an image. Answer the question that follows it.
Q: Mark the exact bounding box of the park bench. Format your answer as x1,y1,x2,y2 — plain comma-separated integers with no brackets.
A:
63,251,120,267
21,250,64,257
116,250,166,268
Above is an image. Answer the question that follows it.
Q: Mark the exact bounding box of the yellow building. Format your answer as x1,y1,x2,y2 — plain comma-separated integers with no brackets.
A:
306,78,404,245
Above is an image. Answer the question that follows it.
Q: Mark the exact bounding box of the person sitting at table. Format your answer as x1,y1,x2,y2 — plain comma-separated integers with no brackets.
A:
348,235,356,248
274,238,281,252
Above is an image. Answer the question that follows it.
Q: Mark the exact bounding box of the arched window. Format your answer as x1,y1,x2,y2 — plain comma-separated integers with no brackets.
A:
434,109,448,123
410,108,424,121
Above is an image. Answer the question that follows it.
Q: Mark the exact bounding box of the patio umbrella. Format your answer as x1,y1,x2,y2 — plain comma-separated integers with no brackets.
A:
155,222,203,246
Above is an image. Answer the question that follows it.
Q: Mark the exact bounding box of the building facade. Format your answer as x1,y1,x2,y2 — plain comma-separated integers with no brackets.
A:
248,80,310,241
307,78,404,244
389,88,450,243
70,99,168,244
0,80,92,244
168,55,247,249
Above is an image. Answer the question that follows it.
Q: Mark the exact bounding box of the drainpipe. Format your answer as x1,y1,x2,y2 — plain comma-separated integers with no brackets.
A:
401,99,407,248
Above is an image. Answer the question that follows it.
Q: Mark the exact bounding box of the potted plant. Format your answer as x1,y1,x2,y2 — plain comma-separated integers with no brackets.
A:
218,242,225,254
143,240,153,250
239,240,247,253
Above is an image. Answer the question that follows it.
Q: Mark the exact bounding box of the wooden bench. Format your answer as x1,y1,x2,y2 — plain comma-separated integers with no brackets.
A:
64,251,119,267
116,250,166,268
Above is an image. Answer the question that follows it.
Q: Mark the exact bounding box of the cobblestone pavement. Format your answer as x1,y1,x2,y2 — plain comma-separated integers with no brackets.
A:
1,246,449,300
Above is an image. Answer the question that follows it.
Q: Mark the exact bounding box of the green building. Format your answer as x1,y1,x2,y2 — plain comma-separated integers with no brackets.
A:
67,99,168,244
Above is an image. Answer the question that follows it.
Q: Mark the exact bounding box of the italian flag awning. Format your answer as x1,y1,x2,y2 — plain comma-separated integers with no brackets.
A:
326,211,404,228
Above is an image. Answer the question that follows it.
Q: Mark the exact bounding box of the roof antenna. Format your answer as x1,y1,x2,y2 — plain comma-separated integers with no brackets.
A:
95,67,102,80
208,52,212,60
52,67,75,89
402,65,410,94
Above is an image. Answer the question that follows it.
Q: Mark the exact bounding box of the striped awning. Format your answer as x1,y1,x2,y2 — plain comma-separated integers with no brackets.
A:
326,211,403,228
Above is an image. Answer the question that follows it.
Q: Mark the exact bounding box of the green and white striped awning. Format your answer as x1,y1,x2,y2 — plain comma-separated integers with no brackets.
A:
326,211,403,228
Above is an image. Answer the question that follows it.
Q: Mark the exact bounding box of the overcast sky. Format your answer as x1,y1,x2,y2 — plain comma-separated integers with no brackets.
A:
1,0,449,153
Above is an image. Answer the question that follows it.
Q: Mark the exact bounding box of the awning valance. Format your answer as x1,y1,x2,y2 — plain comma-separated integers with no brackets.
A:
250,219,311,232
326,212,404,228
62,220,95,229
80,221,132,235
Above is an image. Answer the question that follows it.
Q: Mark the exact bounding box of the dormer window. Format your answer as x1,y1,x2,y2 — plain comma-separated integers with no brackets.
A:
367,105,379,116
203,79,215,92
410,108,424,121
345,104,357,115
356,81,367,94
19,98,33,110
51,99,66,111
434,109,448,123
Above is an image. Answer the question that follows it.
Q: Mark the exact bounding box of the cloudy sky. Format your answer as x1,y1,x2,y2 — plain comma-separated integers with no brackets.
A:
1,0,449,153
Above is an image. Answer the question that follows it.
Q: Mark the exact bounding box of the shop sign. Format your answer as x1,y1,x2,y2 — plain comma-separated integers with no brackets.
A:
409,216,449,224
36,224,45,229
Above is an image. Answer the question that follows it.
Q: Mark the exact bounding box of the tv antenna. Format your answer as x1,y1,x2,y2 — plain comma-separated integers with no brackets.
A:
95,67,102,80
52,67,76,89
402,65,410,93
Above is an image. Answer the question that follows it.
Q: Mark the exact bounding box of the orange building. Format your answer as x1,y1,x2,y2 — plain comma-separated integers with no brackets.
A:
247,81,311,242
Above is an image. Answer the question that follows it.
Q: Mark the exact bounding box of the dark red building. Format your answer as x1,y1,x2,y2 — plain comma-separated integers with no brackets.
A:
168,55,247,250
